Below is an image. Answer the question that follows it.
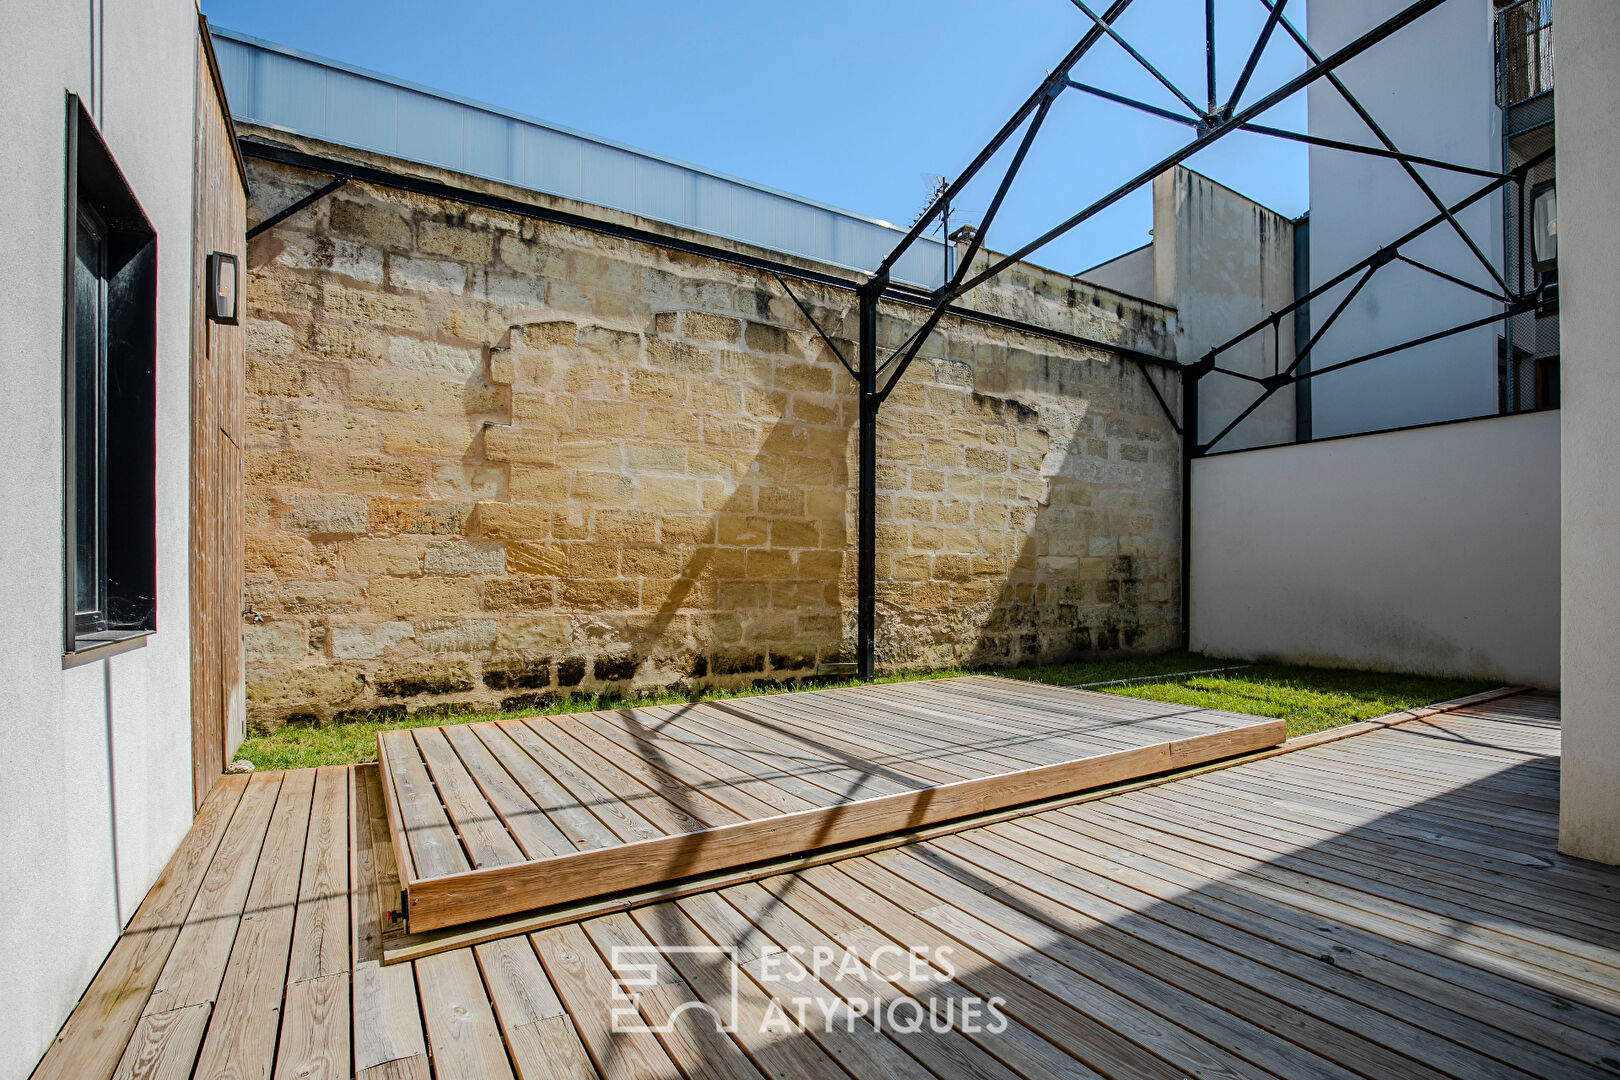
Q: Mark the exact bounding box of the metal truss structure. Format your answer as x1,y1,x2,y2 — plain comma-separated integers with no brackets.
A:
830,0,1552,677
242,0,1548,682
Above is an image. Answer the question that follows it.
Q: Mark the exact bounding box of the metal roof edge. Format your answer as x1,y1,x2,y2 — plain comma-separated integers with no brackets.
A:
208,25,933,243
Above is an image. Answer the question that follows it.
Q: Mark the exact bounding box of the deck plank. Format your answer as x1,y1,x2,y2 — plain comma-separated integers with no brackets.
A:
352,764,429,1076
110,1003,213,1080
644,703,906,801
967,819,1620,1075
523,718,728,835
750,690,1054,772
416,727,527,868
571,708,804,817
380,729,469,880
416,950,515,1080
551,711,764,823
1050,802,1620,1011
442,724,573,859
143,772,283,1017
473,723,623,852
287,766,351,984
627,902,854,1080
713,882,1032,1080
272,972,350,1080
532,923,684,1080
501,719,665,844
739,691,1028,774
579,913,769,1080
802,861,1266,1080
29,775,248,1080
1140,782,1617,925
683,699,936,792
192,767,316,1080
1010,809,1620,1048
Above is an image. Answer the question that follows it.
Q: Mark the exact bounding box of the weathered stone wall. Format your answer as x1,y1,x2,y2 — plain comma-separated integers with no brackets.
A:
240,134,1180,727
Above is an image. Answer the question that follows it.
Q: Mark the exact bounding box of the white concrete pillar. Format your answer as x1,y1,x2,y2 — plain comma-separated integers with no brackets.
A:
1556,0,1620,865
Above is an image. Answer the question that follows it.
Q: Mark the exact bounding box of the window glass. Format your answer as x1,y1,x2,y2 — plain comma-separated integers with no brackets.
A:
74,207,106,625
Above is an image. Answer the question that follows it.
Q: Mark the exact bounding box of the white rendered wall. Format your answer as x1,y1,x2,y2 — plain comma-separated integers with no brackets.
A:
1155,168,1296,452
1190,410,1559,687
1554,0,1620,865
1078,243,1154,301
1305,0,1503,438
0,2,201,1076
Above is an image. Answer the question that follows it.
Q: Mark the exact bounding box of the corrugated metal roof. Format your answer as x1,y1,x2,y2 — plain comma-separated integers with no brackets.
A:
211,28,947,288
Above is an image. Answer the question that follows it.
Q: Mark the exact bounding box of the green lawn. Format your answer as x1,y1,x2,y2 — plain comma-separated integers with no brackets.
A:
234,652,1500,771
1002,655,1498,738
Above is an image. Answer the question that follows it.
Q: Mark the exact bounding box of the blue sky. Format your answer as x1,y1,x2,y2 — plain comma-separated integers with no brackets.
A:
201,0,1311,274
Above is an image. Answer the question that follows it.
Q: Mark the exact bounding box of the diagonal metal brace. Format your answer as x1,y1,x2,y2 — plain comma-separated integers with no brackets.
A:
772,272,857,382
246,175,348,240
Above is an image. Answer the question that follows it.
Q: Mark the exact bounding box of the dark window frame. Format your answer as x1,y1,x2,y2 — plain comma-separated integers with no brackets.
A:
62,94,159,654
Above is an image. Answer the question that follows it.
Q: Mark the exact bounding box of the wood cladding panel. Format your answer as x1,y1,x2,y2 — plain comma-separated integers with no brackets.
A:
189,27,248,808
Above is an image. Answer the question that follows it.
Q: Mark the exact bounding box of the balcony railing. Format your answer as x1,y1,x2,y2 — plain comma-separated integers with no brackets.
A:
1497,0,1554,108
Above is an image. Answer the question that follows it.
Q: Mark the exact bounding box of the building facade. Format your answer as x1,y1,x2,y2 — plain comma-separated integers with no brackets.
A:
0,5,246,1076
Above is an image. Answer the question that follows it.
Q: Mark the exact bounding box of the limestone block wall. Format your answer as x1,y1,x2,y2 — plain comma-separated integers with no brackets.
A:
240,140,1180,727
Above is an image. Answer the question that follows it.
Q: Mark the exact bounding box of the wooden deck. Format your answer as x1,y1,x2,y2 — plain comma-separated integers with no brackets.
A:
33,689,1620,1080
376,676,1287,931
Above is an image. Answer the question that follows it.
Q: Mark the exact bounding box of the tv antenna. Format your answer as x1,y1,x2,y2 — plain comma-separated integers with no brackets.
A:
914,174,980,280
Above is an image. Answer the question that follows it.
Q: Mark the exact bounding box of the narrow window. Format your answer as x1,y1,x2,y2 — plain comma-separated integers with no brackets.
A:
63,96,158,653
74,204,109,634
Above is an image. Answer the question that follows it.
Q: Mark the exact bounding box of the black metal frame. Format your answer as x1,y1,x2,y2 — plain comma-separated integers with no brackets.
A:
239,0,1532,679
63,93,160,654
847,0,1535,676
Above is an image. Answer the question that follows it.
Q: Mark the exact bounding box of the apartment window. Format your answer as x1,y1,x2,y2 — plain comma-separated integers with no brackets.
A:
63,95,157,653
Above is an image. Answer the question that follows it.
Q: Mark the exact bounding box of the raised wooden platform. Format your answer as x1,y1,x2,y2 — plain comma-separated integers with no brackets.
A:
377,675,1286,932
41,691,1620,1080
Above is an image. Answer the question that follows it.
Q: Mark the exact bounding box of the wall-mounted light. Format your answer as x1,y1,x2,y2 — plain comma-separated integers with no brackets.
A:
1530,182,1557,273
206,251,239,324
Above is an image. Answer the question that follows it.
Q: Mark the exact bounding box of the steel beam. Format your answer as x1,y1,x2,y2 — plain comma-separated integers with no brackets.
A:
856,288,880,680
1179,366,1198,648
954,0,1451,296
872,0,1137,279
1258,0,1512,296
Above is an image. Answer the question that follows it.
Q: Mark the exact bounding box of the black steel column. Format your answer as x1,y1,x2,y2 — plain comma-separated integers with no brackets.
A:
1179,365,1199,650
856,287,879,680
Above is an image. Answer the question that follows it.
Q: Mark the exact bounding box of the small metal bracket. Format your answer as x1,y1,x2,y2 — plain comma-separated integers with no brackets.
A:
1197,105,1234,137
246,175,349,240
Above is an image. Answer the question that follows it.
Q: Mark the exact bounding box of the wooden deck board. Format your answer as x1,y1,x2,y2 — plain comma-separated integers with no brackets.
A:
379,677,1286,931
36,689,1620,1080
192,767,315,1080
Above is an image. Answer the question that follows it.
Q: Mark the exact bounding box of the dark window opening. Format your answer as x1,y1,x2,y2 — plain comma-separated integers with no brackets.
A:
63,95,157,652
1536,355,1560,410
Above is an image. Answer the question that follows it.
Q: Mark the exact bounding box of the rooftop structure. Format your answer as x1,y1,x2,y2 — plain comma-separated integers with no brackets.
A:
210,28,952,289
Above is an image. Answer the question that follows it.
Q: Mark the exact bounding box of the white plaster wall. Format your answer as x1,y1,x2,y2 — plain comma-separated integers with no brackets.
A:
1190,410,1559,687
1156,168,1296,452
1554,0,1620,866
1078,243,1154,301
1306,0,1503,438
0,2,201,1076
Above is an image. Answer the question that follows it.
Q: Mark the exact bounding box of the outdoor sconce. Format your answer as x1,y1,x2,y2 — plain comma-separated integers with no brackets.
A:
207,251,239,324
1530,182,1557,273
